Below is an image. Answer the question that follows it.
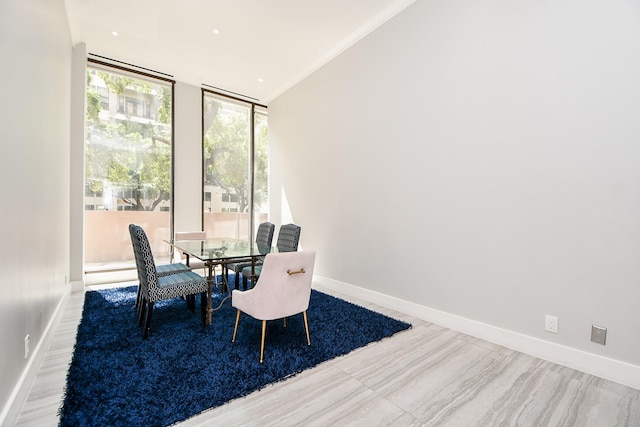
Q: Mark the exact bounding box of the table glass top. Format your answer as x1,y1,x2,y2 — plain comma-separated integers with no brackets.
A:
167,238,272,261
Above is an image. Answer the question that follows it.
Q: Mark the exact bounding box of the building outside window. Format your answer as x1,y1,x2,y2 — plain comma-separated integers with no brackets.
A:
84,63,174,270
202,91,269,240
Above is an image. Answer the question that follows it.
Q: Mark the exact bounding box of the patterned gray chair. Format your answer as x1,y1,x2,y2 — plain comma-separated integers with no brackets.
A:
129,224,209,338
134,259,192,316
129,227,192,316
225,222,275,291
242,223,301,289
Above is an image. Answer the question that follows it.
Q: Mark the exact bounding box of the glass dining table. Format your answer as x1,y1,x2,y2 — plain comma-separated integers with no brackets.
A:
164,238,271,325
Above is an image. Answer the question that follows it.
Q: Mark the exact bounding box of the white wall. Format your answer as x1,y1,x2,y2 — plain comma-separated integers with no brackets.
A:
173,82,204,233
0,0,72,423
70,43,86,290
269,0,640,386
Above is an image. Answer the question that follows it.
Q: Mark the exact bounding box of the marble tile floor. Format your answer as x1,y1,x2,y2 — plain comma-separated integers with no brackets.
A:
15,282,640,427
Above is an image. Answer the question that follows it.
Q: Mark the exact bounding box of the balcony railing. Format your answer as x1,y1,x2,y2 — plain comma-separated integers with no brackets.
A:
84,211,267,272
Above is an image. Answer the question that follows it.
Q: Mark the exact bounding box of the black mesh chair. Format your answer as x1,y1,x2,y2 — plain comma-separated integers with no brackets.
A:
241,223,301,289
129,224,208,338
225,222,275,290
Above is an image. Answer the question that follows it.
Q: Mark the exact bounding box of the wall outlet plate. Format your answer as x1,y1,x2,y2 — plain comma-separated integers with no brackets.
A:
591,325,607,345
545,315,559,333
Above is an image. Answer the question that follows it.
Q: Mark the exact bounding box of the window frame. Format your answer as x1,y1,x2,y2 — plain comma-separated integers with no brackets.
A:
85,57,176,269
201,88,268,241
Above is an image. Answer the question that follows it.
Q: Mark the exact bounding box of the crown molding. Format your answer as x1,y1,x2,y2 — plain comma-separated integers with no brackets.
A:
264,0,416,104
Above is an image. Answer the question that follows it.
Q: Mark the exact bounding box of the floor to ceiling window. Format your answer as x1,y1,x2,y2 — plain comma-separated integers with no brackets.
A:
202,91,268,241
253,108,269,227
84,61,174,271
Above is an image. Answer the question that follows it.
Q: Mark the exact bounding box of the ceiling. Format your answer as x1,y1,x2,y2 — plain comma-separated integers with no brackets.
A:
65,0,414,104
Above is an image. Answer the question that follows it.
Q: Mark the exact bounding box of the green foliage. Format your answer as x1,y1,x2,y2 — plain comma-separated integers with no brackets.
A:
204,100,250,212
98,72,152,95
253,113,269,207
203,100,270,213
85,68,268,213
87,92,101,123
106,137,170,211
158,86,172,124
86,71,101,123
85,68,171,211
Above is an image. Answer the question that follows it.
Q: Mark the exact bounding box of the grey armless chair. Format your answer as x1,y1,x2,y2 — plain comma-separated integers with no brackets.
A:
132,232,192,316
129,224,209,338
225,222,275,290
241,223,301,289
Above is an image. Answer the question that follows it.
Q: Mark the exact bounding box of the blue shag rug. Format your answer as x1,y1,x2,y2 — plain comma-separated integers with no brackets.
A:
59,277,411,426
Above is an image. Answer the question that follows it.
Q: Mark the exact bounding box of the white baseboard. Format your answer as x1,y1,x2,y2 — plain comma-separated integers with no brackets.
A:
0,286,71,427
313,275,640,391
70,280,85,293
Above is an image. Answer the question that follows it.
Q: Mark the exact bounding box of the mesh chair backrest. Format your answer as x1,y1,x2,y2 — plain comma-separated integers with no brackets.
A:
256,222,275,248
276,224,301,252
129,224,159,293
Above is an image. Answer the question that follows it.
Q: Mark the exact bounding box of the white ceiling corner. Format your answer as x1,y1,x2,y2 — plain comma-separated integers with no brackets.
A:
67,0,415,104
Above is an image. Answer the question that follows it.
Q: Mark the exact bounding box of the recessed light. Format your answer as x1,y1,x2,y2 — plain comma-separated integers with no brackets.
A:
212,28,221,35
112,31,119,36
257,78,264,83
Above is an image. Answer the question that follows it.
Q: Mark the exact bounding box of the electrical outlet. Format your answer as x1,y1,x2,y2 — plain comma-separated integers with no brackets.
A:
545,315,558,333
591,325,607,345
24,334,30,359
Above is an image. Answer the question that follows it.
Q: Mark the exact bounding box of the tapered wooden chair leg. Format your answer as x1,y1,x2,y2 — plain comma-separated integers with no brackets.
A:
260,320,267,363
232,310,241,342
303,311,310,345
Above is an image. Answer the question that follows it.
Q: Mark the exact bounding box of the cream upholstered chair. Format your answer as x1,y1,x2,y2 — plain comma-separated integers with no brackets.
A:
173,231,208,272
231,250,316,363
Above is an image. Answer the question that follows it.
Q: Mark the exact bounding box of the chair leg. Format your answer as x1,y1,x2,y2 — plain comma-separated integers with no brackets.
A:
186,294,195,313
232,309,241,342
200,292,207,326
143,301,154,339
283,317,287,327
260,319,267,363
303,311,310,345
137,296,147,326
135,282,141,311
235,271,240,290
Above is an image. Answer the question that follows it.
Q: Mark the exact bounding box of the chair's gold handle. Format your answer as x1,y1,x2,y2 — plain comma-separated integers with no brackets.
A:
287,268,305,275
